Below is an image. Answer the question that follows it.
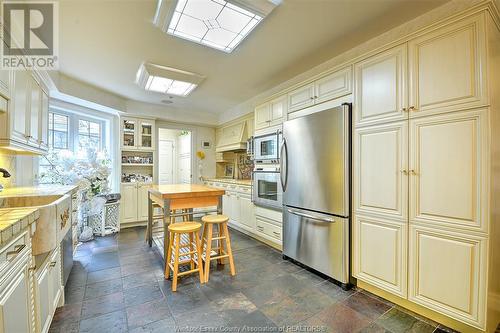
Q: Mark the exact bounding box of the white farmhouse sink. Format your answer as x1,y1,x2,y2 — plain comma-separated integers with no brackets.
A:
0,194,72,255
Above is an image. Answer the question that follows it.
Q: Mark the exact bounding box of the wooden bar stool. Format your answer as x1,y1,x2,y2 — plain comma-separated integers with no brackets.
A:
165,222,204,291
200,214,236,282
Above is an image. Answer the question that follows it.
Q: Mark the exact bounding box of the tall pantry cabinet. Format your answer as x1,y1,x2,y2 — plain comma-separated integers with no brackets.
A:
352,9,500,332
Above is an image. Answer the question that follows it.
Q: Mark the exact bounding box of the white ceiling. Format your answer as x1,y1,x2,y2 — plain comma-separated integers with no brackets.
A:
58,0,447,115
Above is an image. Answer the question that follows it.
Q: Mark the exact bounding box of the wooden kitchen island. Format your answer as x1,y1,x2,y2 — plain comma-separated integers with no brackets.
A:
147,184,225,262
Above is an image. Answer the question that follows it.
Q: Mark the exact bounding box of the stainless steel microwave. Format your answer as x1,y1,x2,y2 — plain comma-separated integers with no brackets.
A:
253,131,281,163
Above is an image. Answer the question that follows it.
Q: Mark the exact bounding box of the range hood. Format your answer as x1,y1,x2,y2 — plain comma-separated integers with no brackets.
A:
216,121,249,153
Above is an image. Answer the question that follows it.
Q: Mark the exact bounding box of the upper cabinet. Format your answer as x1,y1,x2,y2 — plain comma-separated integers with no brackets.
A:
0,68,11,113
354,15,487,128
0,68,50,154
354,45,408,127
287,66,352,113
121,117,155,151
255,95,286,131
408,15,487,118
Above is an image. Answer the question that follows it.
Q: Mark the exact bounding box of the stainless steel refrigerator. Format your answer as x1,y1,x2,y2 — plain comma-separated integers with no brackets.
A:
281,103,351,287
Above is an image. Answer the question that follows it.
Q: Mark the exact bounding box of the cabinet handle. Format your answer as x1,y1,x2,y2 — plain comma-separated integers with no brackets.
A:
49,261,57,267
309,97,314,100
409,169,418,175
314,96,318,99
6,244,26,261
272,231,280,236
400,169,408,175
401,107,408,112
28,265,37,271
257,226,264,231
409,106,417,112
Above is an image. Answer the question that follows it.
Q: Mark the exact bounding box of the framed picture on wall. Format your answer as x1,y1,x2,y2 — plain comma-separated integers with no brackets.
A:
224,164,234,178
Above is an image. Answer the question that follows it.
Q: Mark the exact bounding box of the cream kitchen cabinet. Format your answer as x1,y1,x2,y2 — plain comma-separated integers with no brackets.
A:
354,15,486,128
120,182,152,226
121,117,156,151
353,121,408,222
353,214,406,298
0,68,50,154
408,14,487,118
255,95,286,131
287,66,352,113
0,67,12,113
35,246,63,333
408,224,487,328
409,109,488,233
238,194,255,231
351,10,496,331
354,45,408,127
0,231,33,333
121,183,139,224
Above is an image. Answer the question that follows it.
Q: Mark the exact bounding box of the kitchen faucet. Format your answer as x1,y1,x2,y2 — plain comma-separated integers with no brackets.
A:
0,168,11,192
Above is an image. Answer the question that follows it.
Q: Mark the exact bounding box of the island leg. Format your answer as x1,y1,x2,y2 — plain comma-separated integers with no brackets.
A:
163,199,171,262
148,193,153,247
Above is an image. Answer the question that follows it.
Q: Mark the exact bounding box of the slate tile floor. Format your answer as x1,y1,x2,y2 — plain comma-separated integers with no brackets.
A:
50,227,457,333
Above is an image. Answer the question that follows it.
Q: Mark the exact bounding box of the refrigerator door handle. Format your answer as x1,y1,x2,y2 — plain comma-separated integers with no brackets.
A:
286,208,335,223
280,138,288,191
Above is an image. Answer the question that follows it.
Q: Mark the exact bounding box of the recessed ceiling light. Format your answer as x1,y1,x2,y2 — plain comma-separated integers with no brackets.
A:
154,0,280,53
136,62,205,97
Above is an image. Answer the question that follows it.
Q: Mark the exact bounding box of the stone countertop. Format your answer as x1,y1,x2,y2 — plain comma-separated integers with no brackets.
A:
204,178,252,186
0,185,78,198
0,207,39,245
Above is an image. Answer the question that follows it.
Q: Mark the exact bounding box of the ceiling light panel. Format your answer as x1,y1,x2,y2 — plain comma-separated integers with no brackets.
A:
164,0,267,53
136,63,204,97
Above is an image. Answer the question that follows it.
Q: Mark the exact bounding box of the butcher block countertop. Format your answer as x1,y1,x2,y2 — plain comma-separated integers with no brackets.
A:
149,184,225,199
204,178,252,186
0,207,39,245
0,185,78,198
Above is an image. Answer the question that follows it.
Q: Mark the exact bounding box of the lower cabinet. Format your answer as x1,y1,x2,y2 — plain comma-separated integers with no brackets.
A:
0,246,32,333
206,181,281,247
120,182,152,226
353,214,407,298
408,224,487,328
35,247,62,333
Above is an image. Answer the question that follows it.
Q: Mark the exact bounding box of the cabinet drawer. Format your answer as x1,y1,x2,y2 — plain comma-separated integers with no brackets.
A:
255,206,282,223
256,217,282,241
0,231,29,275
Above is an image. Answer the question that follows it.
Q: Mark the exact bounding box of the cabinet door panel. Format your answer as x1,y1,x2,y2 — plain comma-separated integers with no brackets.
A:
353,215,406,297
230,195,240,223
138,184,152,221
409,225,486,328
0,268,31,333
36,266,51,333
314,67,352,104
49,249,62,311
354,45,407,127
255,103,270,130
269,96,286,126
121,184,138,223
288,84,314,113
39,89,49,150
239,195,255,230
408,15,486,116
122,118,137,149
29,77,41,145
354,121,408,221
409,109,486,232
12,69,29,142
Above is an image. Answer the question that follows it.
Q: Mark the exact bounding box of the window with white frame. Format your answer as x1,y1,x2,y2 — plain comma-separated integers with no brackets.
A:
39,109,108,183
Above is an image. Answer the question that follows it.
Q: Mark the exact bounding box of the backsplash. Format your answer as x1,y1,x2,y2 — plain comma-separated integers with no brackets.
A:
236,153,253,179
0,153,37,188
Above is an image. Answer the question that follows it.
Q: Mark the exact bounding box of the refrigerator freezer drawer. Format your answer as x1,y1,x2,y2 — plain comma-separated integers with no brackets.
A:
283,207,349,284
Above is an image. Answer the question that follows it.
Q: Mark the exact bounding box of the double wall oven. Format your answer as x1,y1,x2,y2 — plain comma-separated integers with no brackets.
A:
252,131,282,210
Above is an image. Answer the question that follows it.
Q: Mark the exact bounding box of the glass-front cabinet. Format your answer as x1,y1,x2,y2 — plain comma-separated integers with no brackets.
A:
121,117,155,151
139,120,154,150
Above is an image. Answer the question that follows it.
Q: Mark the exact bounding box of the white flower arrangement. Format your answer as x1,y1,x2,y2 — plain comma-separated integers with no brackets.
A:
40,148,112,240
